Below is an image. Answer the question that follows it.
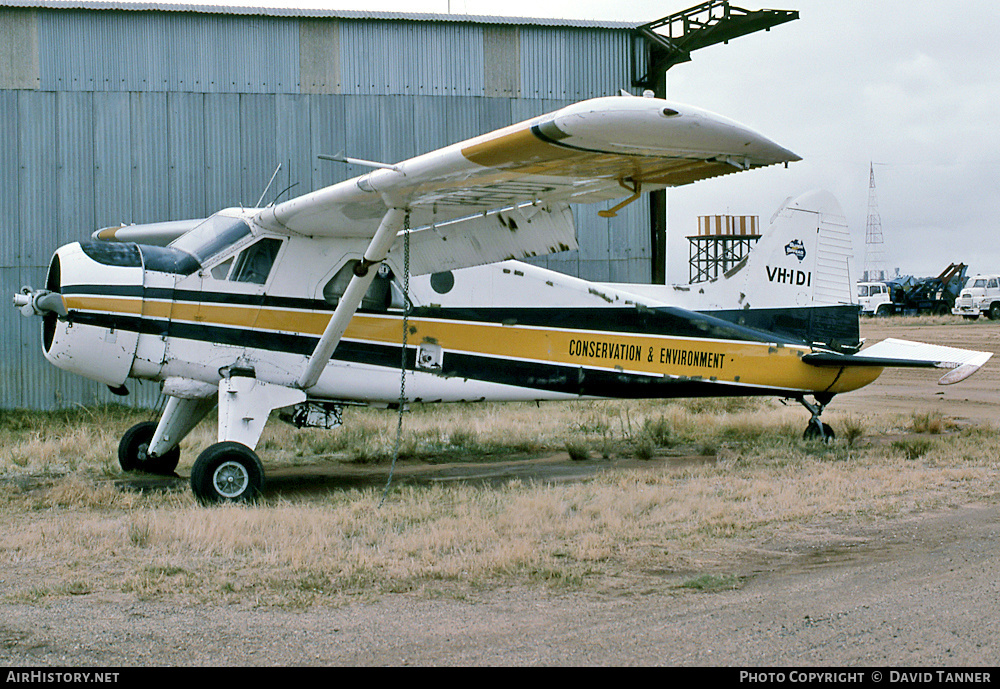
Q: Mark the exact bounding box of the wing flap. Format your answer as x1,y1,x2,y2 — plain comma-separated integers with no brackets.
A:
389,202,578,276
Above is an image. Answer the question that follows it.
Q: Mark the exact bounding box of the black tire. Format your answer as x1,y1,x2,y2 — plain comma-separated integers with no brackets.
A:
988,303,1000,321
875,304,890,317
118,421,181,476
803,421,835,443
190,442,264,504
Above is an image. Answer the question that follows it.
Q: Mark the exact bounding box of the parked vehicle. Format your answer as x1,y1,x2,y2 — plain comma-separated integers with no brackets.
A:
857,281,891,316
857,263,968,317
952,274,1000,320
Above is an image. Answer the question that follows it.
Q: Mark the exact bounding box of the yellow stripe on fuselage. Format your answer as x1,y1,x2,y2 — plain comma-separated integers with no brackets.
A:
64,295,881,395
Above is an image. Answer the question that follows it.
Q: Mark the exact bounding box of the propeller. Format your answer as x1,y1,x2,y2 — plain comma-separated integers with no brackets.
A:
12,286,67,318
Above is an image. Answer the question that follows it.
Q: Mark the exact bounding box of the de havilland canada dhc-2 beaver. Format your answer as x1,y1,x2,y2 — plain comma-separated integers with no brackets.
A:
13,94,992,503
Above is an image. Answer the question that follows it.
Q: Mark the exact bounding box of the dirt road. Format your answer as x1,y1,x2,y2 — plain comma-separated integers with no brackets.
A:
2,318,999,667
2,503,1000,666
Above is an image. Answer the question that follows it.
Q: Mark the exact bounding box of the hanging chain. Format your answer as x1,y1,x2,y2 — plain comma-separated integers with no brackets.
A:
380,212,410,507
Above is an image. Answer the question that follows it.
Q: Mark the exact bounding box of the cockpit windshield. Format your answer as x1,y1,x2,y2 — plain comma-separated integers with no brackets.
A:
170,214,253,267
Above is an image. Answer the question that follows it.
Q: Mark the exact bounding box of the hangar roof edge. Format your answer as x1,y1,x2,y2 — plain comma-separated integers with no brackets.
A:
0,0,638,29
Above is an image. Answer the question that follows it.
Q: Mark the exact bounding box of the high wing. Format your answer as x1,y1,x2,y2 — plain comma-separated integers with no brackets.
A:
254,95,800,275
251,95,801,389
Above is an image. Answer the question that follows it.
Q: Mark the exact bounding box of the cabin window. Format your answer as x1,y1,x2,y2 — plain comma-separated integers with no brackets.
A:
230,238,283,284
210,257,234,280
322,262,407,312
857,285,869,297
989,279,999,289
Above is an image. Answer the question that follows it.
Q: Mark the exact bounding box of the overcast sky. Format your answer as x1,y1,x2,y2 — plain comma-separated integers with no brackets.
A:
161,0,1000,282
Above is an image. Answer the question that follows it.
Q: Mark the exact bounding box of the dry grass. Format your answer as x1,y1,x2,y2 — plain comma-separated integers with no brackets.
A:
861,314,981,327
1,398,999,607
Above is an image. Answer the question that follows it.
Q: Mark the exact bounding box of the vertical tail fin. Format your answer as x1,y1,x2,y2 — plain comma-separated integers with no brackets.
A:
671,190,860,351
688,190,855,311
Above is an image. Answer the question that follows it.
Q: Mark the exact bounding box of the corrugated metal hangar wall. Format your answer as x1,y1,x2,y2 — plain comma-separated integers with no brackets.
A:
0,3,651,409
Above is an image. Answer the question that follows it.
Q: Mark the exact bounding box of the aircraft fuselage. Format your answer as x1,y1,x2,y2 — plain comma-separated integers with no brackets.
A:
40,234,880,409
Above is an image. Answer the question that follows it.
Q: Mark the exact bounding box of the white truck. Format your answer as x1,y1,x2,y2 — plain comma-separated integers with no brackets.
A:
952,274,1000,320
857,281,892,316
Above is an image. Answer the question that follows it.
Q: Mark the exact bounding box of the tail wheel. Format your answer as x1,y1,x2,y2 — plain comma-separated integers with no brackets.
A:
803,421,835,443
118,421,181,476
191,442,264,504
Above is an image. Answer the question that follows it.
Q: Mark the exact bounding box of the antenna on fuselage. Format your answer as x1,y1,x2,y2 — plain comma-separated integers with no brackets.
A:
255,163,283,208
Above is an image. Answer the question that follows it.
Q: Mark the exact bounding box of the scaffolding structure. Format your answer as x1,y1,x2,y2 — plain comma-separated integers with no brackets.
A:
688,214,761,283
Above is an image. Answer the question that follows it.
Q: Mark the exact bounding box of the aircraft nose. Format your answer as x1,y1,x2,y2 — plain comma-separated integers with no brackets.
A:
32,241,144,387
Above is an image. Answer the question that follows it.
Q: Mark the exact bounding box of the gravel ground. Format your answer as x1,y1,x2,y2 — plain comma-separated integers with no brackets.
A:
2,504,998,666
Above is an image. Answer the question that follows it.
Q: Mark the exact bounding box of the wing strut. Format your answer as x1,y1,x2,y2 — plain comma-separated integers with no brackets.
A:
298,207,406,390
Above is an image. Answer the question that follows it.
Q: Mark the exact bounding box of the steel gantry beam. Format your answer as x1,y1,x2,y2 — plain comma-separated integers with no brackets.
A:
630,2,798,285
631,1,799,91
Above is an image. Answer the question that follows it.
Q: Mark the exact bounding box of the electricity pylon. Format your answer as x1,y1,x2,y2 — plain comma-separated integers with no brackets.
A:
863,163,886,281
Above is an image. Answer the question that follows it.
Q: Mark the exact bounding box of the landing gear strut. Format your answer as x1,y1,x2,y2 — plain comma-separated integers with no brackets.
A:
798,394,835,442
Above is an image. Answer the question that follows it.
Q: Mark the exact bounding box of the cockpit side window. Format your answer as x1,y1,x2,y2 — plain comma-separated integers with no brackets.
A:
229,238,284,284
323,262,407,312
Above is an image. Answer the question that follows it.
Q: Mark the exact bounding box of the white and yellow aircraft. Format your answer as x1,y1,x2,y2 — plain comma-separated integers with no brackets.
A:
13,94,991,503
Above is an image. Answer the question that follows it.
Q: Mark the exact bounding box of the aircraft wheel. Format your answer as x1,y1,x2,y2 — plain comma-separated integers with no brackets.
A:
191,442,264,504
118,421,180,476
803,421,835,443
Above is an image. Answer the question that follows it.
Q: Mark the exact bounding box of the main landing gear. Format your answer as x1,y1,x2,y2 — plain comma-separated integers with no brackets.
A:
189,442,265,503
116,374,306,504
118,421,265,502
797,394,835,442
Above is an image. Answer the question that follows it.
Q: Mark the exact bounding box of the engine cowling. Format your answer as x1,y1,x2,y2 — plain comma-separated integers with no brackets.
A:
36,242,144,387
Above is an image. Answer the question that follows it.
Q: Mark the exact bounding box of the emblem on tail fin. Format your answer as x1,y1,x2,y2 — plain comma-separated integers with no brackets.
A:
784,238,806,261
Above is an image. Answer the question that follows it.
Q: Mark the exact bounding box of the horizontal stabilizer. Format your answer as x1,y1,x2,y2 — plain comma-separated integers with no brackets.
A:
803,338,992,385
